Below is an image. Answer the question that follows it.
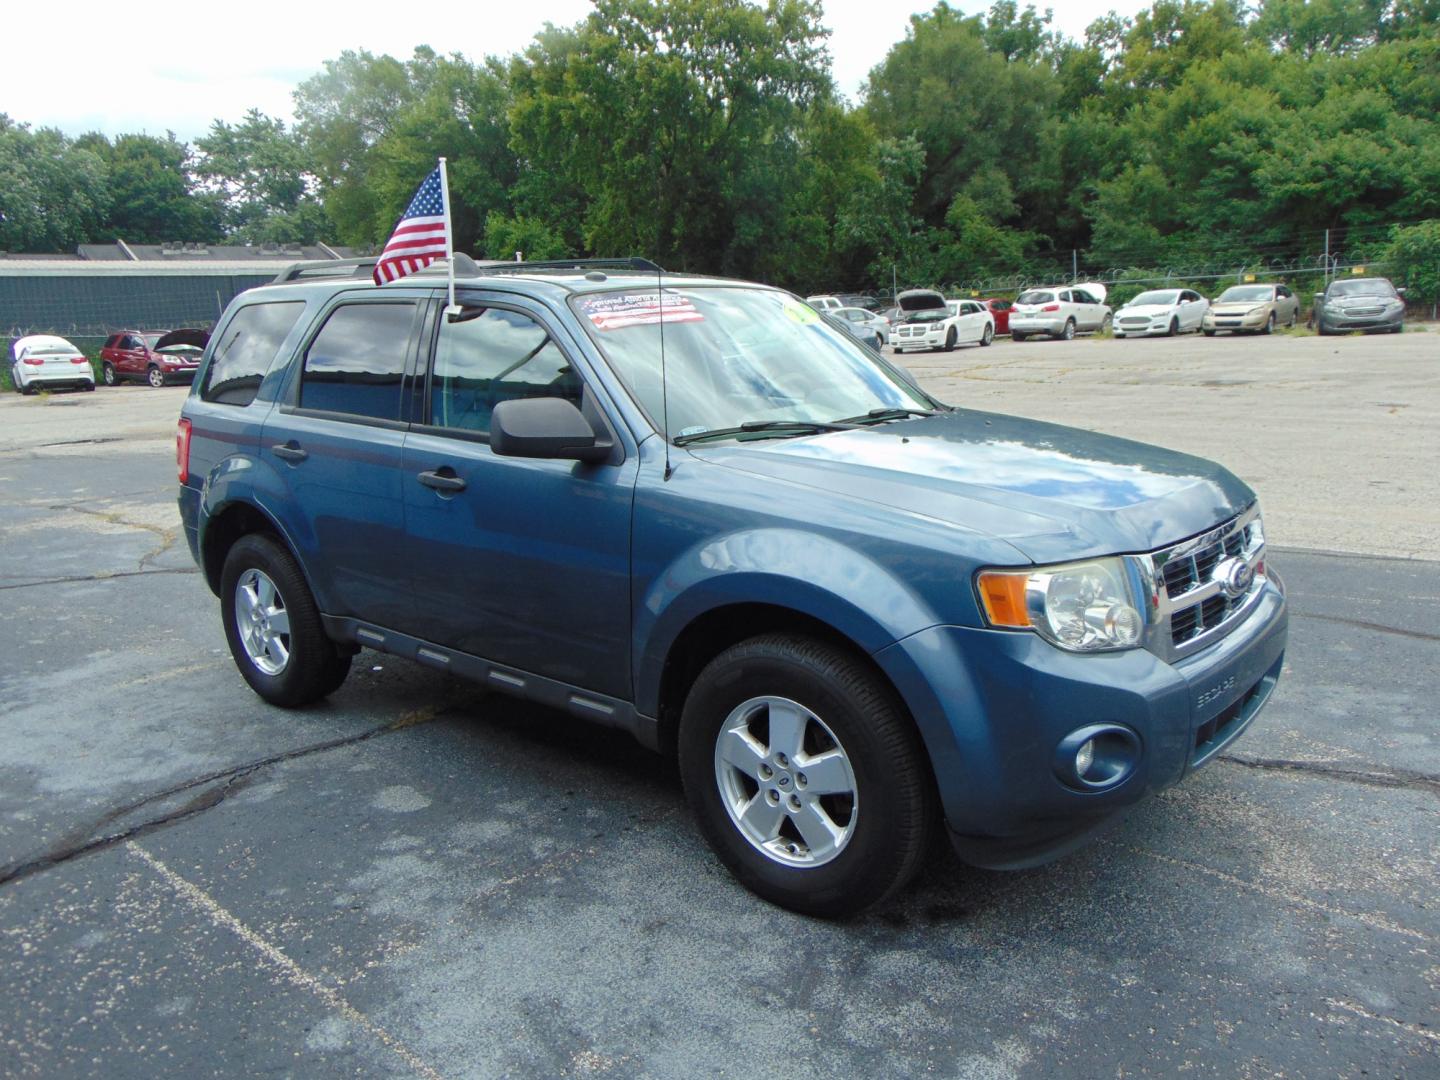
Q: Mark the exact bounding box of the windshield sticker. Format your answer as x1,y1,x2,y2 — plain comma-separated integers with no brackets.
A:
782,299,820,325
581,292,705,331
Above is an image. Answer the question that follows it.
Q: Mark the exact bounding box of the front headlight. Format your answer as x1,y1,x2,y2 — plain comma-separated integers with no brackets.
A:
1246,306,1267,316
977,557,1145,652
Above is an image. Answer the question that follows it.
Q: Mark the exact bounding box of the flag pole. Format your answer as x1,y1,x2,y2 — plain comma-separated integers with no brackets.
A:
438,157,457,314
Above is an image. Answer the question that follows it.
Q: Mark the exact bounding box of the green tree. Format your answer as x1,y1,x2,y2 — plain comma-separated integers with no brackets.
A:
78,132,221,243
0,116,109,252
195,110,325,243
1383,219,1440,307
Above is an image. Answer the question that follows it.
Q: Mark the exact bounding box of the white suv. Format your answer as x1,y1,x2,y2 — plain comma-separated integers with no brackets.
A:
1010,284,1111,341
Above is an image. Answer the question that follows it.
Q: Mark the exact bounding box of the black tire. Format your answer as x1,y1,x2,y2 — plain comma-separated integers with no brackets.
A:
942,327,957,352
1011,333,1027,342
1166,317,1178,337
83,382,95,391
1288,310,1298,328
1057,319,1075,341
102,362,117,386
677,634,936,918
1390,323,1403,334
220,534,351,707
1262,312,1275,335
147,365,165,389
1203,329,1215,337
980,323,993,346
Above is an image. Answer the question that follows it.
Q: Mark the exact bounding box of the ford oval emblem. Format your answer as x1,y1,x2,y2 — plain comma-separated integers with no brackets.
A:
1214,556,1255,599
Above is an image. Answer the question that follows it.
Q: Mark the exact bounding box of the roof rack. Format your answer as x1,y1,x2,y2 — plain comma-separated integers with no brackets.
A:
273,258,378,284
273,254,666,287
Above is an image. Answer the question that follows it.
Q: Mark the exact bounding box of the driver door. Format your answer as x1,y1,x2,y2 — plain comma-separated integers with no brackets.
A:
399,293,637,698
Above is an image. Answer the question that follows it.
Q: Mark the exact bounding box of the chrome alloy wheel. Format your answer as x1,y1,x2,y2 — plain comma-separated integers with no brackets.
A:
234,568,291,675
713,695,859,867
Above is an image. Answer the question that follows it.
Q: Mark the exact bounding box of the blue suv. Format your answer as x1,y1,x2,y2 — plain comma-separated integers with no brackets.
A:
178,257,1287,916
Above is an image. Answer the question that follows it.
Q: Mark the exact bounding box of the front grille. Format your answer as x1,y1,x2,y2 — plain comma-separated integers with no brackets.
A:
1344,307,1383,317
1148,507,1265,657
1119,317,1149,326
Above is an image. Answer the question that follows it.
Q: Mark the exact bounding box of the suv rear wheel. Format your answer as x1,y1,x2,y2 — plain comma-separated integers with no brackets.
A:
677,634,935,917
221,534,351,706
101,362,117,386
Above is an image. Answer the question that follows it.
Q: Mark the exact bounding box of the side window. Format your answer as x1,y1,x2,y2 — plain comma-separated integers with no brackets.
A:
299,303,415,421
1059,291,1073,303
201,301,307,407
428,307,581,436
1278,286,1291,298
104,335,120,349
121,335,142,350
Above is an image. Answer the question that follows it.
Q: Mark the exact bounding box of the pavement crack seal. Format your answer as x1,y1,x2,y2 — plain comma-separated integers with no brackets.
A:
127,841,447,1080
1128,847,1434,944
1293,611,1440,643
0,713,443,890
1218,754,1440,797
1322,997,1440,1047
0,567,199,591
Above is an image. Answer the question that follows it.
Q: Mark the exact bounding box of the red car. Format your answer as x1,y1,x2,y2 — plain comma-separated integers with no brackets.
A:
979,298,1013,335
99,329,209,388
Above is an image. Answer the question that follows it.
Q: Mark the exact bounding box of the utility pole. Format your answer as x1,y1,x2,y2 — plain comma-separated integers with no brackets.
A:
1072,249,1078,282
1323,228,1330,287
892,264,898,304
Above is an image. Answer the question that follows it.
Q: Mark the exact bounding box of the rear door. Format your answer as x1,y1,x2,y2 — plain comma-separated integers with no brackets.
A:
118,334,146,377
399,291,636,698
261,296,423,626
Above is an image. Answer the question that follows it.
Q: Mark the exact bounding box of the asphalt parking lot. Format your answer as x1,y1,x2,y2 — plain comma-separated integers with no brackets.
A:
2,331,1437,1078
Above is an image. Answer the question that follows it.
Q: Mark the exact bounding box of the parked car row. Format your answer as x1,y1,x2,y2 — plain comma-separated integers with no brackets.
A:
807,276,1407,351
7,328,210,394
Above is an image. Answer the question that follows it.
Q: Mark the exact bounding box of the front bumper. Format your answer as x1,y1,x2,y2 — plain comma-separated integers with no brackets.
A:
1204,310,1269,332
875,573,1287,869
891,328,946,350
1115,318,1173,336
1319,309,1403,332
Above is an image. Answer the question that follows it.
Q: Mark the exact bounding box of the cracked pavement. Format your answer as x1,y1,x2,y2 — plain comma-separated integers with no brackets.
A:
1,358,1436,1078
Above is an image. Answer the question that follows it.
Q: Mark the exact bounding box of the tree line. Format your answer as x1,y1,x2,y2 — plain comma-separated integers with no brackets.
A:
2,0,1438,298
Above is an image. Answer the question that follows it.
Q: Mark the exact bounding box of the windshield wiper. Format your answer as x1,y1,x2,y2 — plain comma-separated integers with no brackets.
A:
835,407,942,425
674,419,857,446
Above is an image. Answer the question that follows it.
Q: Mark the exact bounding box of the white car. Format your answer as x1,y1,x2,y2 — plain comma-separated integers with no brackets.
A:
1113,288,1209,337
833,305,891,344
890,290,994,352
805,295,844,312
1009,284,1111,341
9,335,96,394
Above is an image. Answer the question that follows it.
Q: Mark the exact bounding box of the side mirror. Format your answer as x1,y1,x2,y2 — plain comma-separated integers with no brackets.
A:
490,397,611,463
1397,287,1407,297
1313,292,1325,302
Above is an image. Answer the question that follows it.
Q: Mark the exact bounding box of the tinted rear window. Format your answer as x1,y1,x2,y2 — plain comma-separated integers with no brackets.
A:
300,302,415,421
201,302,306,406
1017,291,1054,304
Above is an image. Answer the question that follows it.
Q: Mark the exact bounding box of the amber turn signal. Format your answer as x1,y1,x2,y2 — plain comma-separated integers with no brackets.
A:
976,570,1031,628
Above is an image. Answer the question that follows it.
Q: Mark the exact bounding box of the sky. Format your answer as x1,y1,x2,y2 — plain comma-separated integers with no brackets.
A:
3,0,1119,141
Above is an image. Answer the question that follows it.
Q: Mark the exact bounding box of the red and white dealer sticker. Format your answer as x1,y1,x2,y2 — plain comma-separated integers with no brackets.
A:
580,292,705,331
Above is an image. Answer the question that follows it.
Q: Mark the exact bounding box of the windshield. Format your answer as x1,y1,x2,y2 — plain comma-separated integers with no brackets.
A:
1328,279,1396,298
1217,286,1274,302
573,287,933,441
1127,290,1180,307
1016,290,1054,304
142,334,165,348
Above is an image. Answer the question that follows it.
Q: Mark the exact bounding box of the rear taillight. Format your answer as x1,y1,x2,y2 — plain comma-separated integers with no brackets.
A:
71,356,88,364
22,357,43,366
1041,303,1060,312
177,418,192,484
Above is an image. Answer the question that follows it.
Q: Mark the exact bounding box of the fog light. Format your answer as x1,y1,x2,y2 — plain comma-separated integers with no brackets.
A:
1054,724,1141,791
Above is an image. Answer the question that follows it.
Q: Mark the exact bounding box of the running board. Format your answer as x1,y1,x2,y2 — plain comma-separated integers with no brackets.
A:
322,615,659,752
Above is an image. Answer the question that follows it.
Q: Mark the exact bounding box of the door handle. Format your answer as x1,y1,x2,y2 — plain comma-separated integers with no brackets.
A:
272,443,308,463
418,469,466,492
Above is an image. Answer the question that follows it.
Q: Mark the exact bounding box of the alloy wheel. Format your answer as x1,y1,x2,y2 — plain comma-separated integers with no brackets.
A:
234,568,292,675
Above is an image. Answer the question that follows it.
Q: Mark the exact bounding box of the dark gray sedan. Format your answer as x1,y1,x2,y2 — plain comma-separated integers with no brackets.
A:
1315,277,1406,334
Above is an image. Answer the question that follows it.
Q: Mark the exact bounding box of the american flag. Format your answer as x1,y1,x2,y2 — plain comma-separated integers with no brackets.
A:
373,167,449,285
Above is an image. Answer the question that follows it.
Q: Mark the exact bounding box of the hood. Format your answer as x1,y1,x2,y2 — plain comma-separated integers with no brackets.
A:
689,411,1252,564
896,289,947,313
1117,303,1176,318
1211,301,1270,314
154,328,209,351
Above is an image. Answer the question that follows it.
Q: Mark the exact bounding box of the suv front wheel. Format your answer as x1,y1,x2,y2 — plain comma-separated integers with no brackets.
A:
221,534,351,706
678,634,935,917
